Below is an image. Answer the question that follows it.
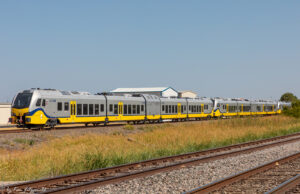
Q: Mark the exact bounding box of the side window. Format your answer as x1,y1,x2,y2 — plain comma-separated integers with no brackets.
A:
133,105,136,114
124,104,128,114
42,99,46,107
137,105,140,114
95,104,99,115
109,104,113,112
101,104,104,112
141,105,144,112
77,104,82,115
162,105,165,111
166,105,169,113
57,102,62,111
36,99,41,106
64,102,69,111
175,105,177,113
128,105,132,114
83,104,88,115
114,104,118,114
89,104,94,115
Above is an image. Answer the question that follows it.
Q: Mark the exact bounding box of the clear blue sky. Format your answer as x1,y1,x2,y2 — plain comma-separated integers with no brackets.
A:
0,1,299,102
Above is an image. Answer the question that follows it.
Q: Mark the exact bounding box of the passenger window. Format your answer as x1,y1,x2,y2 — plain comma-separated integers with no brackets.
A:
109,104,113,112
128,105,132,114
175,106,177,113
77,104,82,115
89,104,94,115
133,105,136,114
124,105,128,114
64,102,69,111
114,104,118,114
57,102,62,111
95,104,99,115
36,99,41,106
42,99,46,107
166,105,169,113
83,104,88,115
141,105,144,112
137,105,140,114
162,105,165,111
101,104,104,112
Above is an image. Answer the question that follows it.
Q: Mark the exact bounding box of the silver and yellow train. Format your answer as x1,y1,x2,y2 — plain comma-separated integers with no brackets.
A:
11,88,291,129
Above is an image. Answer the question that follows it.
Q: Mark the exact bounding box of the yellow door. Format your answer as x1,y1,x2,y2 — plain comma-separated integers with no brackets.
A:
178,103,181,117
70,101,76,122
118,102,123,120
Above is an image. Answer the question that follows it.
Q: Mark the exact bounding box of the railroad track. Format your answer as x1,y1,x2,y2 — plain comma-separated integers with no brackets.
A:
0,115,265,135
0,118,219,135
0,123,126,135
2,132,300,194
185,151,300,194
0,129,33,134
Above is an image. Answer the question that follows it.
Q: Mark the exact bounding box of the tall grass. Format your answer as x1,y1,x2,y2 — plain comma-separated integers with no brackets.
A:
1,116,300,181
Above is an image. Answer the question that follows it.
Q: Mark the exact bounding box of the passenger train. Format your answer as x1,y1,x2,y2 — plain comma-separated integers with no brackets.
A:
10,88,291,129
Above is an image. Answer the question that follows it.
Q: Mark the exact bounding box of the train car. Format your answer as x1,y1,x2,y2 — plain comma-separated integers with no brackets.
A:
236,100,251,116
263,101,278,115
213,98,238,117
160,97,187,121
186,98,214,120
11,89,162,128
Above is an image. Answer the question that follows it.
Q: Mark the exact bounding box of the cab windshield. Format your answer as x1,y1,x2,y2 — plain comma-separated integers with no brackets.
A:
12,92,33,109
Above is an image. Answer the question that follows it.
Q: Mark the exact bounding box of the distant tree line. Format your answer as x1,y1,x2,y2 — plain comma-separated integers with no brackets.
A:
280,92,300,118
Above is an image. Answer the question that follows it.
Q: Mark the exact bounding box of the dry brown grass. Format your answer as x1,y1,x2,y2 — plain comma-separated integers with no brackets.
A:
1,115,300,181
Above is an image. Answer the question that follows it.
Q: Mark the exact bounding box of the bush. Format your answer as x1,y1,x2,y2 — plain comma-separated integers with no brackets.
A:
283,100,300,118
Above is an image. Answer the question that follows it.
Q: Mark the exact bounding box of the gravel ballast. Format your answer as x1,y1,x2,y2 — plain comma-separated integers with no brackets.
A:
87,140,300,194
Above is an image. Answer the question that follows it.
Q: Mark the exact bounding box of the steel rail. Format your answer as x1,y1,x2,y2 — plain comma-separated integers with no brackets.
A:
185,152,300,194
0,115,275,135
3,133,300,193
265,174,300,194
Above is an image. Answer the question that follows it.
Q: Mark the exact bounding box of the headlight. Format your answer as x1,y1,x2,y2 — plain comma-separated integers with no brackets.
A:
11,112,16,116
26,118,31,123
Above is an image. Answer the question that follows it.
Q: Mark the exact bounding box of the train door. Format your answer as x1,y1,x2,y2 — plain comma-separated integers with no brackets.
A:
201,104,204,114
70,101,76,122
118,102,123,120
177,103,181,117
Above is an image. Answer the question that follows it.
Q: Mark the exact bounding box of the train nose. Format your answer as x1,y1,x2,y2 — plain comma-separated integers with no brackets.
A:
11,108,29,125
